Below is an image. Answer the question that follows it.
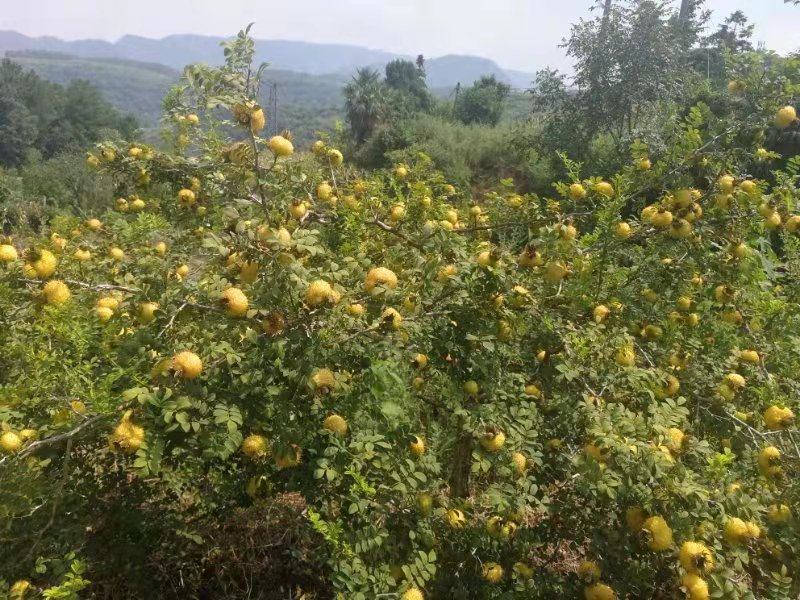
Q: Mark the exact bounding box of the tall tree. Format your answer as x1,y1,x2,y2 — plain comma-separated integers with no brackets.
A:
343,68,386,144
453,75,511,126
384,59,431,112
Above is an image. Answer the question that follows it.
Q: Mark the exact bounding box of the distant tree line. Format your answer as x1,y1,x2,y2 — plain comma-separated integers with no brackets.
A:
0,59,137,168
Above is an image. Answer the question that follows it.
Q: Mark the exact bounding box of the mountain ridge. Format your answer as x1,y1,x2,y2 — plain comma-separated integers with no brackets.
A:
0,30,536,89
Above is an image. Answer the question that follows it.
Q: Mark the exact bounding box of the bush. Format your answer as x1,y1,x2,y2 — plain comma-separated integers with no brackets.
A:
1,29,799,600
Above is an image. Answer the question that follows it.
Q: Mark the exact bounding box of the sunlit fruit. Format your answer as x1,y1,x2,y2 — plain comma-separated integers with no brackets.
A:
171,351,203,379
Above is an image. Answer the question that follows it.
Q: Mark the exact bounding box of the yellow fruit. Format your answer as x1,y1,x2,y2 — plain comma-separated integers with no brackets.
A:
758,445,782,477
31,249,58,278
651,209,673,229
310,368,336,393
327,148,344,166
323,414,348,436
402,587,424,600
578,560,601,583
723,517,750,545
413,353,428,369
767,504,792,524
463,380,479,396
175,264,189,280
511,451,527,475
0,431,23,454
268,135,294,157
153,241,167,256
764,405,794,430
614,222,632,239
305,280,335,307
775,105,797,129
9,579,32,598
724,372,746,389
593,304,610,323
171,351,203,379
718,175,735,193
221,287,249,317
42,280,70,305
86,218,102,231
480,562,504,584
665,427,685,453
584,582,616,600
681,573,709,600
0,244,18,262
109,415,144,454
642,515,673,551
446,508,466,528
543,261,568,283
479,430,506,453
560,223,578,241
739,179,757,195
786,215,800,233
615,344,635,367
595,181,614,197
679,541,714,574
241,434,269,459
637,157,652,170
394,165,408,179
139,302,159,323
178,188,196,206
409,435,426,456
95,306,114,322
311,140,326,155
347,303,365,316
289,200,307,220
249,107,266,133
390,204,406,221
364,266,398,294
186,113,199,125
569,183,587,200
524,383,541,398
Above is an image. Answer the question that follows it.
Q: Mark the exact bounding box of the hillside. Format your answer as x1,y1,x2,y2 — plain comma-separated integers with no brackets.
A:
0,30,536,89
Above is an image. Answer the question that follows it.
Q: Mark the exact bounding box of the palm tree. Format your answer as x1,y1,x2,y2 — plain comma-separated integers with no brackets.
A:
343,68,386,144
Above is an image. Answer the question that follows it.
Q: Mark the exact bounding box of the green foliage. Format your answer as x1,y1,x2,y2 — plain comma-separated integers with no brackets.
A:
454,75,511,126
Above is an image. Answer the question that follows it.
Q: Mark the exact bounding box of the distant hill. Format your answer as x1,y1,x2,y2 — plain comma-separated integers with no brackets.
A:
0,30,536,90
4,50,346,145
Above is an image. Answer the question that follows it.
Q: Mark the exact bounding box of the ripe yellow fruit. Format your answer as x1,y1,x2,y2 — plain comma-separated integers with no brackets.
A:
775,105,797,129
681,573,709,600
289,200,308,220
594,181,614,197
511,451,527,475
479,430,506,453
524,383,541,397
177,188,196,206
390,204,406,221
543,261,568,283
767,504,792,524
323,414,348,436
569,183,587,200
402,587,424,600
221,287,249,317
482,562,504,583
109,415,144,454
311,368,336,393
31,249,58,278
615,344,635,367
409,435,426,456
445,508,466,528
764,405,794,430
9,579,32,598
463,380,479,396
593,304,610,323
0,244,18,262
614,222,632,239
642,515,673,551
95,306,114,322
0,431,23,454
739,179,757,195
268,135,294,157
86,218,102,231
724,372,746,390
679,541,714,573
578,560,601,583
153,241,168,256
175,264,189,280
413,353,428,369
584,582,615,600
139,302,158,323
786,215,800,233
249,107,266,134
171,351,203,379
651,209,674,229
665,427,685,453
560,223,578,241
723,517,750,545
327,148,344,166
42,280,71,305
637,157,652,170
364,266,398,294
757,445,782,478
305,280,335,307
186,113,200,125
347,303,365,316
108,247,125,261
73,248,92,262
394,165,408,179
241,434,269,459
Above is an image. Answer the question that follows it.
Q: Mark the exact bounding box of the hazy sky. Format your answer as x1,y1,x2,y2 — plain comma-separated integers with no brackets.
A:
2,0,798,72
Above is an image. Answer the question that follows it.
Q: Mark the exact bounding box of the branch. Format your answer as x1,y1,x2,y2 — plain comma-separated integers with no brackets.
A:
17,414,108,459
18,278,141,294
367,219,424,251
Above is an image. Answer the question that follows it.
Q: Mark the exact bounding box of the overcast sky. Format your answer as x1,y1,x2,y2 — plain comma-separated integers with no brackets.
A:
2,0,798,72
